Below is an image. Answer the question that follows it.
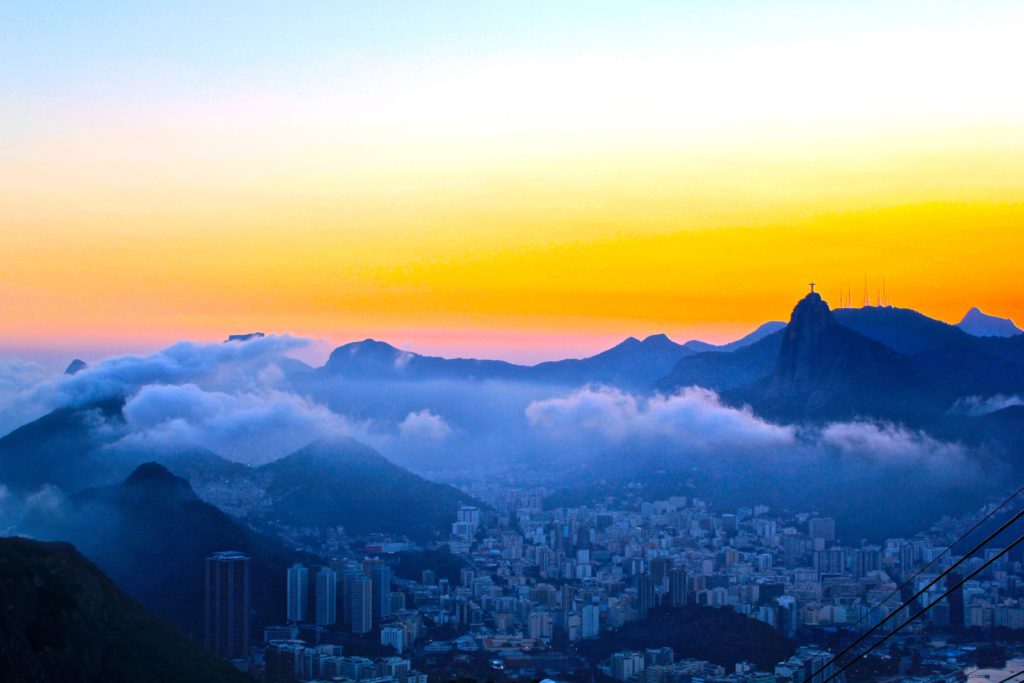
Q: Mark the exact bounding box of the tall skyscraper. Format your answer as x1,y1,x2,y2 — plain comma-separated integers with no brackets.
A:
669,568,688,607
350,574,373,634
370,562,392,622
315,566,338,626
650,558,671,588
286,563,309,623
852,546,882,579
635,574,656,620
204,551,251,660
582,604,600,638
340,562,362,627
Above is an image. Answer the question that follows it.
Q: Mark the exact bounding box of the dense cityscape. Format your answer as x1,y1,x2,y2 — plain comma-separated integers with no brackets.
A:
200,482,1024,683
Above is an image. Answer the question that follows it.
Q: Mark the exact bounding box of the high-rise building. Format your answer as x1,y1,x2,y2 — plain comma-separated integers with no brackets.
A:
389,591,406,613
650,558,672,588
265,640,305,683
452,505,482,539
315,567,337,626
669,568,688,607
776,596,798,638
527,611,553,639
898,541,915,576
460,567,475,588
381,625,405,654
582,604,600,638
852,546,882,579
340,562,362,627
370,562,392,621
635,574,656,619
350,574,373,634
204,551,251,660
611,651,645,681
286,563,309,623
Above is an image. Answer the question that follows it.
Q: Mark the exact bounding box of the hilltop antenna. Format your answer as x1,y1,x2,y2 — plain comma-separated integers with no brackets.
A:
863,276,869,307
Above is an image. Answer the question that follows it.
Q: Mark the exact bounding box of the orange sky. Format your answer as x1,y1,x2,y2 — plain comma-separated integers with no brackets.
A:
2,3,1023,363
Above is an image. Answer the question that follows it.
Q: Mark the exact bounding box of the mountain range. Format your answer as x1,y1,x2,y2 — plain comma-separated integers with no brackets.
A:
0,403,476,544
310,320,785,390
295,303,1022,431
653,299,1024,428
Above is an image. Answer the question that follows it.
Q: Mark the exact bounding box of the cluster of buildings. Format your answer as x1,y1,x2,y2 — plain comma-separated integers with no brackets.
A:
287,557,418,643
257,640,426,683
448,488,1024,641
603,646,836,683
202,486,1024,681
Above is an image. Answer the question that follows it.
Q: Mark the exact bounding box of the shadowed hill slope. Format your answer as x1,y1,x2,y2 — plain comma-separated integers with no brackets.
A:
0,536,250,683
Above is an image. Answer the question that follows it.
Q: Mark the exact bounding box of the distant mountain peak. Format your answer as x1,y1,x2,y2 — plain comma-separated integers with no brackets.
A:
64,358,88,375
225,332,265,342
957,307,1022,338
641,333,675,345
324,338,409,375
339,338,401,355
788,292,836,333
124,461,177,482
771,292,873,389
120,462,198,504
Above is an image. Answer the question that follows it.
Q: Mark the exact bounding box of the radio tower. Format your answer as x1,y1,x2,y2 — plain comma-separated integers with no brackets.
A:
863,276,869,307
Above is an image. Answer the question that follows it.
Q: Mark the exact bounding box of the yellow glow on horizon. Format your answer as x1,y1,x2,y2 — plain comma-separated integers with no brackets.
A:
3,8,1024,361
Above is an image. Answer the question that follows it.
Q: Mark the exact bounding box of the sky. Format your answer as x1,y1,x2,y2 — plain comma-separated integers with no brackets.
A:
2,1,1023,365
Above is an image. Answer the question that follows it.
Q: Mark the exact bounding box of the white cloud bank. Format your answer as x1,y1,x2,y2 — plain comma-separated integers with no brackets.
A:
526,386,971,472
526,386,795,450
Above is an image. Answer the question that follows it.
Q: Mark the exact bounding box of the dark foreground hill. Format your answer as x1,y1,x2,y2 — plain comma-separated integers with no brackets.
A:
0,536,249,683
21,463,309,639
578,605,795,671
